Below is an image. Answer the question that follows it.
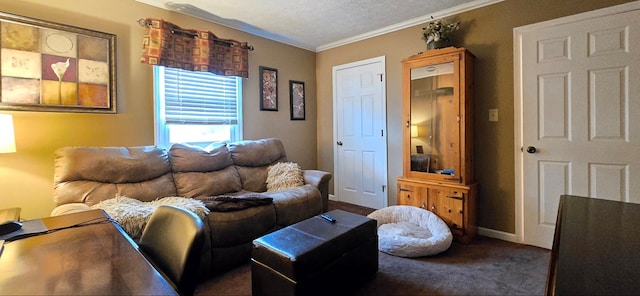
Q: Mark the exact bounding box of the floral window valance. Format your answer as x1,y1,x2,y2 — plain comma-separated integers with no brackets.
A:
140,18,253,78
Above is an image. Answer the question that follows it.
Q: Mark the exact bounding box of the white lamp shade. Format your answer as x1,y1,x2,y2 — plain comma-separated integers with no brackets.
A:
0,114,16,153
411,125,427,138
411,125,418,138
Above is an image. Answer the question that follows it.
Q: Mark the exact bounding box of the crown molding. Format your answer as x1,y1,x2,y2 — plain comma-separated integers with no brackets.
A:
136,0,504,53
316,0,503,52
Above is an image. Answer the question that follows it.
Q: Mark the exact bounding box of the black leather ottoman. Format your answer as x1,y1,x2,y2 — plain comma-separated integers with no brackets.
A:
252,209,378,296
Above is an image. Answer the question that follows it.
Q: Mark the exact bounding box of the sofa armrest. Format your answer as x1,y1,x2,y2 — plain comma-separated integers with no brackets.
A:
303,170,332,212
51,203,92,216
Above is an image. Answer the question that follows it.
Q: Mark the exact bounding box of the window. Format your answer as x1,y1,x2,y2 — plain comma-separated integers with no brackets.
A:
154,66,242,148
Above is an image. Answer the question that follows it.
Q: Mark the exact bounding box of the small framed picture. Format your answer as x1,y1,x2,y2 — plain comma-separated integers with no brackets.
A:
289,80,305,120
416,145,424,154
259,66,278,111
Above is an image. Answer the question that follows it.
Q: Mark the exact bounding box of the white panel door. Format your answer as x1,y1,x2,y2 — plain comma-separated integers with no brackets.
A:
515,3,640,249
333,56,387,209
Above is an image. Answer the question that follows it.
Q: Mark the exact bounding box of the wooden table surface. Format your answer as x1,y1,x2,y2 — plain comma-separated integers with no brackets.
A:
546,195,640,295
0,209,178,295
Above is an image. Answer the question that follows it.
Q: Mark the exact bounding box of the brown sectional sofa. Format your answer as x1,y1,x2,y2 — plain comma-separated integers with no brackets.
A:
51,138,332,276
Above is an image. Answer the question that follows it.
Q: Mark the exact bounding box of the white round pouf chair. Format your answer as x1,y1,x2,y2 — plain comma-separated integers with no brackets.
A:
367,205,453,257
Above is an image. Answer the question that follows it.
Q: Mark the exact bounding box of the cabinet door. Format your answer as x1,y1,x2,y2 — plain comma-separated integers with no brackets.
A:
442,189,465,230
428,187,465,230
409,61,459,176
397,182,427,209
402,48,475,186
403,51,464,184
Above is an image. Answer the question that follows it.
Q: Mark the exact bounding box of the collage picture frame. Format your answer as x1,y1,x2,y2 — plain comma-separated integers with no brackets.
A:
0,11,117,113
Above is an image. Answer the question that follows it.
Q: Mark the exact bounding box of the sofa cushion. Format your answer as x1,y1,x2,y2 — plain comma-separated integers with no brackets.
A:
173,167,242,198
50,203,91,216
228,138,287,192
266,162,304,191
227,138,288,167
262,184,323,226
170,143,242,197
54,146,177,206
171,142,234,172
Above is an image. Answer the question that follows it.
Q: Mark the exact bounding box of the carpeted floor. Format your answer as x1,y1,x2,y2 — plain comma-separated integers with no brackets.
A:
195,201,551,295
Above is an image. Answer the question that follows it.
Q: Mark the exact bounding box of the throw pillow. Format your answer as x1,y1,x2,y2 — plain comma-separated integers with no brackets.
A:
91,194,209,240
266,162,304,191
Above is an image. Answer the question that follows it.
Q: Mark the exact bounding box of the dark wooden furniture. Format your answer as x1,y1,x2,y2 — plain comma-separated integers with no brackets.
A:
546,195,640,295
0,209,178,295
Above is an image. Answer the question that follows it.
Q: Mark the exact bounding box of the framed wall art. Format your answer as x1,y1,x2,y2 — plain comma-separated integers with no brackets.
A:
259,66,277,111
289,80,305,120
0,11,117,113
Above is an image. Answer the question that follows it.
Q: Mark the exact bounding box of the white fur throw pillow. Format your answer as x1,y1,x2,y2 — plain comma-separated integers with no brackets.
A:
266,162,304,191
91,194,209,240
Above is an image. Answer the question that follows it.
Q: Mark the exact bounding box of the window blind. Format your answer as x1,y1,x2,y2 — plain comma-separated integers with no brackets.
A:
163,67,238,125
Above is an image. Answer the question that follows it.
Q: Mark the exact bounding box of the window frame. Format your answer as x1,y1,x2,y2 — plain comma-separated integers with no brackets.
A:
153,66,243,148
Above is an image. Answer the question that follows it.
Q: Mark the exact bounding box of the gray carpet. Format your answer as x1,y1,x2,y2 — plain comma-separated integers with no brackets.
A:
195,236,550,295
355,236,549,295
195,202,550,295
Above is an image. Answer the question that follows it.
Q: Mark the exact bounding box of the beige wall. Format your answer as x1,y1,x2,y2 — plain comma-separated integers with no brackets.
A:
1,0,634,233
0,0,317,219
316,0,634,233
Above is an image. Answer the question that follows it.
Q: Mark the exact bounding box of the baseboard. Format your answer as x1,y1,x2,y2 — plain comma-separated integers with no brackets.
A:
330,198,522,244
478,227,518,243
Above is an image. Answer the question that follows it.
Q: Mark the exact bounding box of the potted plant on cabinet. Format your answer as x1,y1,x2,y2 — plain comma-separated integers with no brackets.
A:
422,17,461,49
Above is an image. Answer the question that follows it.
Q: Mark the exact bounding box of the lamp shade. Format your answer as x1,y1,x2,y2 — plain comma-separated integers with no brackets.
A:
0,114,16,153
411,125,418,138
411,125,428,138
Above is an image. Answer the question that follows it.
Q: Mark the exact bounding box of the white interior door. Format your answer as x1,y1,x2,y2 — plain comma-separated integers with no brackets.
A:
333,56,388,209
515,2,640,249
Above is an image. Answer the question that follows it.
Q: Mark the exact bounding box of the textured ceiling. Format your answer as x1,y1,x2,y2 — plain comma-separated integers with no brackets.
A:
136,0,499,51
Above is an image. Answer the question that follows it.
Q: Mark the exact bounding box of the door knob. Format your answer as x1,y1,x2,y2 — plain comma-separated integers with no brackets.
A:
337,141,343,146
526,146,537,153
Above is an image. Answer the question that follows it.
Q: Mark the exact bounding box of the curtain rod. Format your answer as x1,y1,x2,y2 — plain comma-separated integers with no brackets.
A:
137,19,254,51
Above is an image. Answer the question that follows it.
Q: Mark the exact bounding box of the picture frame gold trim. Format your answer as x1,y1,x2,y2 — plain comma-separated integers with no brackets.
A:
0,11,117,113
